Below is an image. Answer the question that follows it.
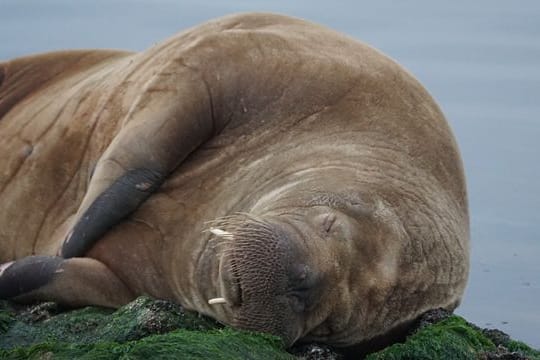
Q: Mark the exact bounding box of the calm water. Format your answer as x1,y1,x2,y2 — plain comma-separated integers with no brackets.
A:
1,0,539,348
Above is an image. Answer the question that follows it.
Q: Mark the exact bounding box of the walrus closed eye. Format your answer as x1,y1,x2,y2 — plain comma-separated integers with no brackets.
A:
0,12,469,350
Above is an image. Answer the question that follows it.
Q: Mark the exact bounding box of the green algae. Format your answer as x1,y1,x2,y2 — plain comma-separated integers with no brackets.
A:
0,296,219,350
364,316,494,359
0,307,14,334
365,316,540,360
0,297,292,359
1,328,293,360
1,305,112,349
506,340,540,359
96,296,220,343
1,297,539,359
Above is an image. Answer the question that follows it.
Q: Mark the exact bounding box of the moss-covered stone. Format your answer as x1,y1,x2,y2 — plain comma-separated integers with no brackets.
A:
1,297,538,359
1,328,293,360
482,328,540,360
364,315,539,360
0,296,220,349
0,297,292,359
0,305,15,334
364,316,495,359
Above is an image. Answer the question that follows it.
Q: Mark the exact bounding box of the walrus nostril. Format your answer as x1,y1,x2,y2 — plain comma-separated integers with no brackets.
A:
286,263,323,313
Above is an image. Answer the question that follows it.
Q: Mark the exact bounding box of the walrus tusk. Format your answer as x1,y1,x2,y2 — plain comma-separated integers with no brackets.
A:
209,228,234,239
208,297,227,305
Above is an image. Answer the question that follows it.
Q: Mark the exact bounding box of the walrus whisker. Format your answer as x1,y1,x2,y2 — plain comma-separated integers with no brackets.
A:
208,297,227,305
207,239,232,250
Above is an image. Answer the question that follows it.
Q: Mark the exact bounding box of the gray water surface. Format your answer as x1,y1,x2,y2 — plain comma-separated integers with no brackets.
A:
1,0,538,348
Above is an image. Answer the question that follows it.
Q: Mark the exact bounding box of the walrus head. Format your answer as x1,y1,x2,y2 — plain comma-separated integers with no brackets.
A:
204,193,401,347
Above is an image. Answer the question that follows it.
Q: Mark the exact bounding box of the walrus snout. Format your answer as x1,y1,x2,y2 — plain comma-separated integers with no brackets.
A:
208,215,319,345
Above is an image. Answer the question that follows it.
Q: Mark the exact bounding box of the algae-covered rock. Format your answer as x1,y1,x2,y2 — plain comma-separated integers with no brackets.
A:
364,313,539,360
2,328,293,360
365,316,495,359
0,296,219,350
1,297,538,359
0,297,292,359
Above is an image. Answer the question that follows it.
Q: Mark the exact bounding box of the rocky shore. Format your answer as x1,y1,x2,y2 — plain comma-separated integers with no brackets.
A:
1,296,538,359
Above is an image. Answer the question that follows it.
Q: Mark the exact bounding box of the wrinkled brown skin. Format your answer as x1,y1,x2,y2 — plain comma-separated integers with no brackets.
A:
0,13,469,348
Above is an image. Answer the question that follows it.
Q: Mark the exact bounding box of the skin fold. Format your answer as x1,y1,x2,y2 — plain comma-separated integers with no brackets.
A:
0,13,469,348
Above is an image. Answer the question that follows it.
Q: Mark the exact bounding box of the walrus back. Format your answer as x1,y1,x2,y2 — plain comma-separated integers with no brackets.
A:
0,50,130,120
0,50,132,262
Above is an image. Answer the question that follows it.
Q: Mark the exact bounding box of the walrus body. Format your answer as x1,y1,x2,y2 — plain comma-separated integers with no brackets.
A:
0,13,468,347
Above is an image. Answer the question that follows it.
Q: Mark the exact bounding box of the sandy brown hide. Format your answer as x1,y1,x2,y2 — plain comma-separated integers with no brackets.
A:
0,13,469,347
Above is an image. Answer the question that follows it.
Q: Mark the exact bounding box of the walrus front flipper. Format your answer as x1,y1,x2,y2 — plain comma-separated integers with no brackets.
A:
61,168,163,258
0,256,134,308
61,66,215,258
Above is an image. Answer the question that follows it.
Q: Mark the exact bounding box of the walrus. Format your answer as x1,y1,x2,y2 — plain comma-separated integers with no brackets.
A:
0,13,469,348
